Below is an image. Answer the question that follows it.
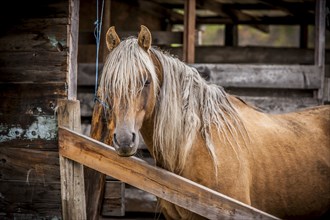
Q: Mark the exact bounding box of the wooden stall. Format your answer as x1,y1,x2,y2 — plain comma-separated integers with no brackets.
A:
0,0,328,219
77,0,329,219
0,0,79,219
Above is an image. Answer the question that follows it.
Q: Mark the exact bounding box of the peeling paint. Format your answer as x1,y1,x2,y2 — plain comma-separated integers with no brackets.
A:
0,116,57,142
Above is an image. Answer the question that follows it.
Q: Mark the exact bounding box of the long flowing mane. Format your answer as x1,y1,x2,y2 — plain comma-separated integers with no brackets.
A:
99,37,245,173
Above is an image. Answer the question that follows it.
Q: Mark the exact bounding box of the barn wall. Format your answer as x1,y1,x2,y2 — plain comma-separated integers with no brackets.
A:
0,0,73,219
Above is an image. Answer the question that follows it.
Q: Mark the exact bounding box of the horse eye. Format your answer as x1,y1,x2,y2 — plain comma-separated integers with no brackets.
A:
144,80,151,87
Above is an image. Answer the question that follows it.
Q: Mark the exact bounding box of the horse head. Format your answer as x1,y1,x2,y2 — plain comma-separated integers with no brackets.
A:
102,25,160,157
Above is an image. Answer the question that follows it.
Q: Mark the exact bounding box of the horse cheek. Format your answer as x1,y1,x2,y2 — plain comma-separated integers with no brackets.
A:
135,110,146,131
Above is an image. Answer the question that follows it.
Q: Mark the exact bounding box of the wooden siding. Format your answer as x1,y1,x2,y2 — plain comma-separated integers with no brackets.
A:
0,0,71,219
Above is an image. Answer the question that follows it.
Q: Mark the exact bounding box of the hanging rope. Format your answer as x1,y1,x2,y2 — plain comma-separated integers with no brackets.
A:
94,0,105,104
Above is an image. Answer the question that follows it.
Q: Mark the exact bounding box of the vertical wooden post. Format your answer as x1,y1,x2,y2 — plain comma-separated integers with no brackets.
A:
100,0,111,62
183,0,196,64
225,24,238,46
67,0,80,100
299,25,308,49
315,0,326,102
58,99,86,220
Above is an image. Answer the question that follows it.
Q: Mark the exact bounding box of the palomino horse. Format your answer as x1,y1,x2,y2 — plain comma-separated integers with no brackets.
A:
96,25,330,219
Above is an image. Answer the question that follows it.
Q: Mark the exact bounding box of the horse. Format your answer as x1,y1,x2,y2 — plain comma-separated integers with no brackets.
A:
95,25,330,219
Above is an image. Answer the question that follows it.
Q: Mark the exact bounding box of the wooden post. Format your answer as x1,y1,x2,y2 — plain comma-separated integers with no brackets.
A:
225,24,238,46
183,0,196,64
67,0,80,100
57,99,86,220
100,0,111,62
299,25,308,49
315,0,326,102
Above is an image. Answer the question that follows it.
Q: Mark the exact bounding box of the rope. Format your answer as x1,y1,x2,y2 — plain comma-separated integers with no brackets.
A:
94,0,105,105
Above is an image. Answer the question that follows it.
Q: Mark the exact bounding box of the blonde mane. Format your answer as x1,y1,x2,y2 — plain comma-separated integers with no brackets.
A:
99,38,245,173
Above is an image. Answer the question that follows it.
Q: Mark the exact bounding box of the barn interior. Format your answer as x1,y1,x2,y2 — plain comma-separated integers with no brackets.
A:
0,0,329,219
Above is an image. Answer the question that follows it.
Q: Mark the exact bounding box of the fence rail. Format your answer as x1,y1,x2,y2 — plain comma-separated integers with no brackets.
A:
58,126,280,220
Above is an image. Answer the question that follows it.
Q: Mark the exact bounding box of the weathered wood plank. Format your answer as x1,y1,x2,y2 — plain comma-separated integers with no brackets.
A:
57,99,86,220
166,46,330,64
0,51,67,82
66,0,79,100
315,0,326,101
79,31,183,45
58,127,280,220
0,18,67,53
124,186,160,214
0,147,60,182
0,83,65,147
78,91,319,118
102,180,125,216
193,64,320,89
78,63,320,89
0,181,61,218
239,96,319,114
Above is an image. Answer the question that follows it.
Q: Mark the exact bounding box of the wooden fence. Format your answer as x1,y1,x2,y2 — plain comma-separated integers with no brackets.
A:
57,100,280,219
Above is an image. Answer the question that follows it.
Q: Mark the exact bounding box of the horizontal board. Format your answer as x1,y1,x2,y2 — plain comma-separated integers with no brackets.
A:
0,180,61,218
78,92,318,117
79,31,183,45
239,96,319,114
0,51,67,83
0,83,65,146
0,1,68,21
78,63,321,89
59,127,279,220
102,181,125,216
192,64,321,89
0,83,66,118
166,47,330,64
0,22,67,52
0,147,60,182
125,186,159,213
0,115,57,143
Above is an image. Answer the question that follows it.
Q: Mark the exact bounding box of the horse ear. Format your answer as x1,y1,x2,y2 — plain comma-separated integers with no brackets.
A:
138,25,152,51
106,26,120,51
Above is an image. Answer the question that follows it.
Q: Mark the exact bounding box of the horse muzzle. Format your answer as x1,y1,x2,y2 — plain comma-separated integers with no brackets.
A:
113,132,138,156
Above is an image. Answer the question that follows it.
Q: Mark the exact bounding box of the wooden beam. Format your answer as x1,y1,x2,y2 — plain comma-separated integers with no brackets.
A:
58,127,280,220
315,0,326,101
197,0,269,33
67,0,79,100
57,99,86,220
79,31,183,45
192,64,321,89
299,25,308,49
158,47,330,64
224,24,238,46
78,63,321,89
194,15,315,25
183,0,196,63
101,0,111,61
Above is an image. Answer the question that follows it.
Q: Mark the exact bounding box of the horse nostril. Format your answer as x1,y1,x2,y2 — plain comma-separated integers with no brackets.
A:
132,132,136,143
113,133,119,145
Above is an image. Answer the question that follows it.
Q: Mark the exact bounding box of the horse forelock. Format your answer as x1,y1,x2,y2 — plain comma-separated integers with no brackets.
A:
99,38,159,114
